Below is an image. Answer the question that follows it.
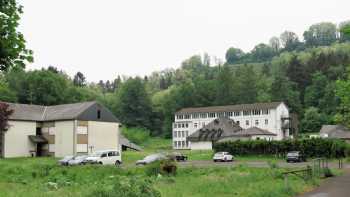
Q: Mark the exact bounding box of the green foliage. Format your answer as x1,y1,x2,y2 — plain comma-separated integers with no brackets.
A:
0,0,33,71
87,177,161,197
114,77,153,130
225,47,244,64
303,22,338,47
301,107,327,133
214,138,349,158
335,70,350,127
121,127,151,145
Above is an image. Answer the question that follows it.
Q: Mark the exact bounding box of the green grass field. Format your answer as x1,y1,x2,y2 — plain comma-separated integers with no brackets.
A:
0,138,332,197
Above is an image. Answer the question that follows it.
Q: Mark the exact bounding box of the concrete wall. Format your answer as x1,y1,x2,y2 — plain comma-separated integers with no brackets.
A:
190,141,212,150
54,121,75,157
88,121,119,153
4,121,36,158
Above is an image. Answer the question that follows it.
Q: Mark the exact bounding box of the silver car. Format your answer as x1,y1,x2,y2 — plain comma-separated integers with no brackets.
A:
136,153,166,165
58,155,74,166
68,155,89,166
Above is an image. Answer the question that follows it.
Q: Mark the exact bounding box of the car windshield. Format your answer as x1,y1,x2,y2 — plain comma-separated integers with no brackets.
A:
287,152,299,156
75,155,87,160
90,152,103,157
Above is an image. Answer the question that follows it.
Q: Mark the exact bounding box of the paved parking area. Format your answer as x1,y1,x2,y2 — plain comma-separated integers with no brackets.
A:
297,169,350,197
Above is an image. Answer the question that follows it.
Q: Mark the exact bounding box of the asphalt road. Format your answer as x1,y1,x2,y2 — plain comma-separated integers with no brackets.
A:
296,169,350,197
177,160,350,169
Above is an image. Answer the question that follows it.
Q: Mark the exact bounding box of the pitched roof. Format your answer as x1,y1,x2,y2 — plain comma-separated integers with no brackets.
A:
187,118,276,142
176,102,284,114
5,101,119,122
187,117,243,142
320,125,350,139
119,134,142,151
233,127,277,136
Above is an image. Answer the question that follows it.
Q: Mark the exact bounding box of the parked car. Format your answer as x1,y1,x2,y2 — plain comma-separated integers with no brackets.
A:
136,153,166,165
167,152,188,162
286,151,306,163
85,150,122,166
58,155,74,166
213,152,234,162
68,155,89,166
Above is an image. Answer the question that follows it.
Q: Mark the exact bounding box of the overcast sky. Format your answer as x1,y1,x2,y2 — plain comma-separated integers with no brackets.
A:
18,0,350,82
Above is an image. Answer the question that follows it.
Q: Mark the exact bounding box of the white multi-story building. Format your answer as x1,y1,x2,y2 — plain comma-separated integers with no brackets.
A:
172,102,290,150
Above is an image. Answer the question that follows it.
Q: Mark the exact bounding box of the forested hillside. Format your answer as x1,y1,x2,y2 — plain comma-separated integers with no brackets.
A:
1,1,350,138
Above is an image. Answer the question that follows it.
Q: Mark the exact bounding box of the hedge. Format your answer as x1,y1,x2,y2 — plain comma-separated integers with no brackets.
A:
213,138,350,158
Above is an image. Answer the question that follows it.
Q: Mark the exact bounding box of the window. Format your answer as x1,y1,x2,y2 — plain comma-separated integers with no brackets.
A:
243,110,251,116
174,123,177,128
265,119,268,125
182,131,185,137
186,141,189,147
174,131,177,138
177,115,183,119
217,112,224,118
246,120,249,126
234,111,241,116
185,123,189,128
108,151,116,157
255,120,259,125
262,109,269,115
252,110,261,115
184,114,190,119
193,113,199,119
209,112,216,118
194,123,198,128
200,113,208,118
227,112,233,117
101,153,107,158
181,141,185,148
97,110,101,119
177,141,181,147
182,123,185,128
186,131,189,137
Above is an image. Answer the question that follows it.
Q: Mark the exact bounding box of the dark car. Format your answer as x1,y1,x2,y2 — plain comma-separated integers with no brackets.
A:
168,152,188,162
286,151,306,163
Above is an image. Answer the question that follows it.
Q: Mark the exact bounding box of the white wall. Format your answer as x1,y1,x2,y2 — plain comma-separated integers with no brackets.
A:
88,121,119,153
190,141,212,150
4,121,36,158
54,121,75,157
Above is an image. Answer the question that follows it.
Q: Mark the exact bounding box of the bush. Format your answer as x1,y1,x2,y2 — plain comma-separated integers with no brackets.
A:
121,127,151,145
213,138,350,158
323,167,334,178
87,176,161,197
144,159,177,177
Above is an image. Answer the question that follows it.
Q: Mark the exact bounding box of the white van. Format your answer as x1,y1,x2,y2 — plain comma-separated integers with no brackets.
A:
85,149,122,166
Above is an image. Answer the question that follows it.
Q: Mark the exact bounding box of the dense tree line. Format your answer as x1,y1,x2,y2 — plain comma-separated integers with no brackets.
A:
1,1,350,137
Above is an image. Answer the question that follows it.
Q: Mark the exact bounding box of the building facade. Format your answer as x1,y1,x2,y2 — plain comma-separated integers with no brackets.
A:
172,102,290,150
1,101,120,158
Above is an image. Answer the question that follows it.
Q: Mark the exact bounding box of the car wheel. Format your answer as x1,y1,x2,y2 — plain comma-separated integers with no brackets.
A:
224,158,227,162
99,162,103,165
213,160,217,162
115,161,121,167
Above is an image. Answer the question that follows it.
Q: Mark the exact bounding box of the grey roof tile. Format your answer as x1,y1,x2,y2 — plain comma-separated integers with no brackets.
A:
176,102,284,114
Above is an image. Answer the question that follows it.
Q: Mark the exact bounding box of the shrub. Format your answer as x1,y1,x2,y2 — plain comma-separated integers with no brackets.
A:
323,167,334,178
213,138,349,158
144,159,177,177
87,176,161,197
